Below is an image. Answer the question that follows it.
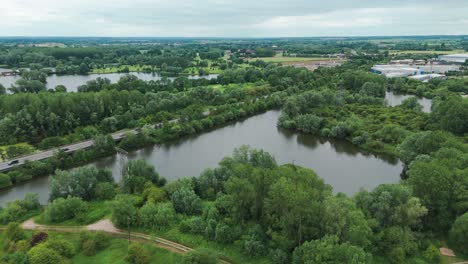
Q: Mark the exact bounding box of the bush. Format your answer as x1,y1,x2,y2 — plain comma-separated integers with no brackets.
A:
43,196,87,223
183,249,217,264
31,232,48,247
170,187,202,215
0,174,12,188
27,243,67,264
244,239,267,257
5,222,25,242
139,202,177,230
80,231,111,256
449,213,468,254
43,239,75,258
125,243,151,264
94,182,116,200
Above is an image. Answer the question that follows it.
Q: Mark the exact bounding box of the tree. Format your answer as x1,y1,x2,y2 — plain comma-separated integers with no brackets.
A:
5,222,25,242
170,187,203,215
423,244,441,264
10,79,46,93
360,82,385,98
43,196,87,223
122,159,165,193
54,85,67,93
0,83,6,94
400,97,423,111
431,96,468,135
27,243,67,264
292,235,370,264
264,166,331,250
375,227,417,264
125,243,151,264
322,195,372,248
354,184,427,229
295,114,324,134
398,131,448,164
183,249,218,264
93,135,116,156
139,202,177,230
94,182,116,200
449,213,468,254
407,159,467,231
49,166,112,201
110,194,138,227
142,182,166,203
43,239,75,258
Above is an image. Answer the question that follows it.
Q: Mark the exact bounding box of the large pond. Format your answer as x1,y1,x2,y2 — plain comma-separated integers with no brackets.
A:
0,110,403,205
385,91,432,113
0,70,218,92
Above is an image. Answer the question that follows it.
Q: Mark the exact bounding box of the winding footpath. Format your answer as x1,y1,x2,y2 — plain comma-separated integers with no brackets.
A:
21,219,191,253
19,218,229,263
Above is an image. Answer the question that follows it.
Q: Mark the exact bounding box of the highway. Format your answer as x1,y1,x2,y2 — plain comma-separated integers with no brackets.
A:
0,129,139,173
0,111,210,173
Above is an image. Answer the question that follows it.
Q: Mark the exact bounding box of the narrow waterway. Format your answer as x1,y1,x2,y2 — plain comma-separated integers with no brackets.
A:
0,110,403,205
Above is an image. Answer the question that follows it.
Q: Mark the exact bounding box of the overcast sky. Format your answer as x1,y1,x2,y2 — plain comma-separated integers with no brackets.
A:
1,0,468,37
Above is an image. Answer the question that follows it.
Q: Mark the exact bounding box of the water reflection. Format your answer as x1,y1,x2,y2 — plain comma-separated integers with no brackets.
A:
385,91,432,113
0,72,218,92
0,110,403,205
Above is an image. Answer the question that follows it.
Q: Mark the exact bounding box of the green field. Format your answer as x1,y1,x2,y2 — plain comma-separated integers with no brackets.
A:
72,236,183,264
90,65,154,74
249,56,338,63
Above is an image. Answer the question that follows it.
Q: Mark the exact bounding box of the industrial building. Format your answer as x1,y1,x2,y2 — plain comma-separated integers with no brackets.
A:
408,74,446,82
438,54,468,64
371,65,424,77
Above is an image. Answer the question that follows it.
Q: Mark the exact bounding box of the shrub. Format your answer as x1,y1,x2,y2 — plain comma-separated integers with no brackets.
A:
5,222,25,242
79,231,111,256
31,232,48,247
183,249,217,264
449,213,468,254
43,196,87,223
125,243,151,264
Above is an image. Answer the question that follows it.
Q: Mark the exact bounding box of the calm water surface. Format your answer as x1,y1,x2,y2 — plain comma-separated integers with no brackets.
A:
0,72,218,92
0,110,403,205
385,91,432,113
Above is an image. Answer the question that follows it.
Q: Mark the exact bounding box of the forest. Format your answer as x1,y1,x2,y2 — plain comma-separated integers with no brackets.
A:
0,37,467,264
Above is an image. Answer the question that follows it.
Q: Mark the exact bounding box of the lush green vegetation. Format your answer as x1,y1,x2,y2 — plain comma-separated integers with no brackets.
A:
0,227,183,264
0,37,467,264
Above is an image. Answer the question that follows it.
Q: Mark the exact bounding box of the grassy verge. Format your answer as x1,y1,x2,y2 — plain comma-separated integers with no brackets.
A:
35,201,110,226
72,234,183,264
132,225,269,264
90,65,154,74
248,56,338,63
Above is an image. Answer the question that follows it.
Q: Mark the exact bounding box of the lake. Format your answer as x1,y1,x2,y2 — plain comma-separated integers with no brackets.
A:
385,91,432,113
0,110,403,205
0,71,218,92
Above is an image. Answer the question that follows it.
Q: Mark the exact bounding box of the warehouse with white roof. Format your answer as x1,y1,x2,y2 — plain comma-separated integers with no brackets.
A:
438,54,468,64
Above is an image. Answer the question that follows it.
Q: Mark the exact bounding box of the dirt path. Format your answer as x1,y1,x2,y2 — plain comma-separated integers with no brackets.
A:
18,218,230,263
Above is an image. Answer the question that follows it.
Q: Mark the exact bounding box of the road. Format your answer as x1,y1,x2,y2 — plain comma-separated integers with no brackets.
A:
0,129,138,172
0,111,209,173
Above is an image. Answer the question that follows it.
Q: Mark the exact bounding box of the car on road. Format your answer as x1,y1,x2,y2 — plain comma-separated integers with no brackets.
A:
8,160,19,166
62,148,70,152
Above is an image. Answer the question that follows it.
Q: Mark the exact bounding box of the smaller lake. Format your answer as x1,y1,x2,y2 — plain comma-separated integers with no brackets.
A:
0,71,218,92
385,91,432,113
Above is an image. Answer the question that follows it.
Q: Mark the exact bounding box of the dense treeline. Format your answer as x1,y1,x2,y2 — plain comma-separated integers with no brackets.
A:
276,68,468,262
0,63,314,148
4,146,464,263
